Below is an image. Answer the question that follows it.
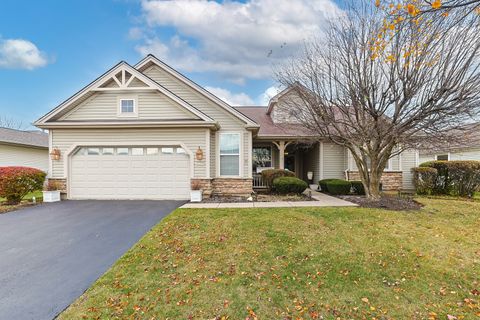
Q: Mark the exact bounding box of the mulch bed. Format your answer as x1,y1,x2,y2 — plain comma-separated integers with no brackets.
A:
201,193,314,203
338,194,423,211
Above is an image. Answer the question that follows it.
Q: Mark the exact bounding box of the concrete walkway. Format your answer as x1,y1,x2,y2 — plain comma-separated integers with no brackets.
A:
180,189,357,208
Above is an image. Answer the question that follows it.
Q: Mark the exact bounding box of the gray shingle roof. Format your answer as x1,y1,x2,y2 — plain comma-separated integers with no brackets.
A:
0,127,48,148
234,106,316,138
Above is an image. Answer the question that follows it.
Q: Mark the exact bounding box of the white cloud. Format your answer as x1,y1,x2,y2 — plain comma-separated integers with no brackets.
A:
136,0,342,83
127,27,144,40
205,86,255,106
257,86,281,105
203,85,282,106
0,39,49,70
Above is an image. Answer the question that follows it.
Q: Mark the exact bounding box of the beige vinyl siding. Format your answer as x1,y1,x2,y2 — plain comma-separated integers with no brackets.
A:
60,91,198,121
243,132,251,177
0,144,49,172
144,65,252,178
304,143,320,182
419,154,436,164
50,128,207,178
400,149,417,189
128,77,148,88
348,153,401,171
450,148,480,160
272,147,280,169
210,131,216,178
322,142,347,179
420,148,480,163
144,66,245,130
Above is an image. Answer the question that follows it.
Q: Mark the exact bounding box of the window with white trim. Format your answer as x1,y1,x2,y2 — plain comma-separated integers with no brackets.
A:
253,146,272,173
365,157,393,171
436,154,449,161
220,133,240,176
119,99,135,114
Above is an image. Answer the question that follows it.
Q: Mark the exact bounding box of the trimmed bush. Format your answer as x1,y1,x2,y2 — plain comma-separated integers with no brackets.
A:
446,161,480,197
412,167,438,195
272,177,308,194
318,179,342,193
261,169,295,189
419,161,450,194
0,167,46,204
325,179,352,195
351,180,366,195
418,160,480,197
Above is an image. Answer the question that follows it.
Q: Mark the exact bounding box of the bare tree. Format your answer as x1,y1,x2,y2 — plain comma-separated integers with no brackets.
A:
0,116,25,130
276,0,480,199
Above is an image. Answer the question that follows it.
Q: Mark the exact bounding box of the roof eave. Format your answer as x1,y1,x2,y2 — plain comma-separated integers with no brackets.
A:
0,141,48,149
35,120,218,129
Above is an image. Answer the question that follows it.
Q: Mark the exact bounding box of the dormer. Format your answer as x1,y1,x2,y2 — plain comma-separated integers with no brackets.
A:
266,86,302,124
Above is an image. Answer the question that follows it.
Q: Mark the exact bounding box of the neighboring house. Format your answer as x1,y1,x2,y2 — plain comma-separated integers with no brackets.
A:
34,55,418,200
419,123,480,164
0,127,49,172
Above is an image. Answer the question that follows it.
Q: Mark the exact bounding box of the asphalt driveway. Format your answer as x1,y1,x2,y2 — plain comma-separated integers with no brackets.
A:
0,200,183,320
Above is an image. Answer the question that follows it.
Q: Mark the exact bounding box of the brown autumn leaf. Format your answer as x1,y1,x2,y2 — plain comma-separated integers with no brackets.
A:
361,297,369,304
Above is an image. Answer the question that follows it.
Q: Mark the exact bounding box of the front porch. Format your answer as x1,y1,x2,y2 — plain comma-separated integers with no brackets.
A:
252,140,319,189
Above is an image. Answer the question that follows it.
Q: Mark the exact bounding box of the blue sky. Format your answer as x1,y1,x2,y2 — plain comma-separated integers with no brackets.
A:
0,0,341,128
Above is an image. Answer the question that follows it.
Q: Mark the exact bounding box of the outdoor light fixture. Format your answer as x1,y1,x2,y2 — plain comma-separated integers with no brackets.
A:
307,171,313,180
50,148,61,161
195,146,204,161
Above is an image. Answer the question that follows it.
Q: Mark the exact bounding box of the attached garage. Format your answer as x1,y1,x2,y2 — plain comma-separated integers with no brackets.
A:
69,146,191,200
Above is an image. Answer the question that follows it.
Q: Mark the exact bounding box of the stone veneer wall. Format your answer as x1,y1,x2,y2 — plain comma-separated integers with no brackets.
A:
190,179,213,197
48,178,67,192
211,178,253,197
192,178,253,198
345,171,403,191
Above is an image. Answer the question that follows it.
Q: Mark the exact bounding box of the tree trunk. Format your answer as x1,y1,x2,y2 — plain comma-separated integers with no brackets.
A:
364,171,382,200
355,160,383,200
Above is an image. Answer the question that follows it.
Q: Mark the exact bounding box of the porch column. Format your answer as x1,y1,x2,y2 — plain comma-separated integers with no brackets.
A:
273,141,292,170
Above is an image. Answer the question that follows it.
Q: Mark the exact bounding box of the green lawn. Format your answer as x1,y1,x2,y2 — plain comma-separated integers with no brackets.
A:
0,190,43,203
60,198,480,319
0,190,43,213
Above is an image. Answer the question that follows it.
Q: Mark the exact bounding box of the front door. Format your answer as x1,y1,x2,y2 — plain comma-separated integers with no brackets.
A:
285,153,295,172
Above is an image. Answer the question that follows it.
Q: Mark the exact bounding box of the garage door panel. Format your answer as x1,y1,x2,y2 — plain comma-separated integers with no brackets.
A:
70,146,190,200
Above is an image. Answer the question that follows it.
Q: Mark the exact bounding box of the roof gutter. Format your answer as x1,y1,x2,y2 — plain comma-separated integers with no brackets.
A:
35,121,219,130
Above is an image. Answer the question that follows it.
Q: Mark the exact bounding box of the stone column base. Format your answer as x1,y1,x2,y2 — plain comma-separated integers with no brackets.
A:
191,178,254,198
191,179,213,197
345,171,403,191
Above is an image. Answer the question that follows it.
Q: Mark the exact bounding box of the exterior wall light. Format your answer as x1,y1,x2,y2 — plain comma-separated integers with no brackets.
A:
50,148,61,161
195,146,204,161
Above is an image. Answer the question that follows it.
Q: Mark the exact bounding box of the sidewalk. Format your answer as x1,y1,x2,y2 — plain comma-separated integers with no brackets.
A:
180,189,357,209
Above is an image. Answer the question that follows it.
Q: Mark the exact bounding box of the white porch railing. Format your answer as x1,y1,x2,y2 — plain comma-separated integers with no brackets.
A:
252,173,268,189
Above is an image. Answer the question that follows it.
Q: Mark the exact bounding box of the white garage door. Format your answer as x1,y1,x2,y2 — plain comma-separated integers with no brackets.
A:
70,146,190,200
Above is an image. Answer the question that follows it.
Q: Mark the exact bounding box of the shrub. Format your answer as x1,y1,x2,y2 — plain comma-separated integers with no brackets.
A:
419,161,450,194
419,160,480,197
272,177,308,194
412,167,438,195
318,179,341,193
261,169,295,189
44,180,62,191
0,167,46,204
325,179,352,195
446,161,480,197
350,180,366,195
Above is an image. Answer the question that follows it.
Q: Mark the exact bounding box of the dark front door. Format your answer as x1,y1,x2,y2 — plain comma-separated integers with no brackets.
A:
285,153,295,172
